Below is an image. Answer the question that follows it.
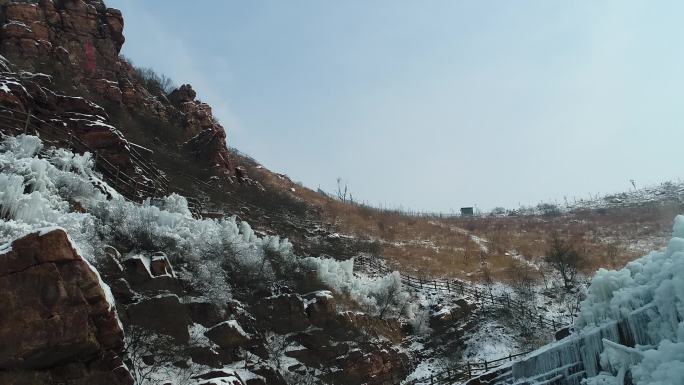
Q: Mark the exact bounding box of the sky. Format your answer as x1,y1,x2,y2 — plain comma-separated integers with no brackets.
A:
108,0,684,212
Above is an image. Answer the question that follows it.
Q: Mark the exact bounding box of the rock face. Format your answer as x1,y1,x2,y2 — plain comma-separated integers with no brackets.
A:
0,67,165,202
0,228,132,385
192,370,245,385
252,293,311,334
0,0,233,173
205,320,251,349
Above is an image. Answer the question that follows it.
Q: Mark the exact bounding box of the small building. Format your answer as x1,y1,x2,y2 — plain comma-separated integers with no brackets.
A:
460,207,474,216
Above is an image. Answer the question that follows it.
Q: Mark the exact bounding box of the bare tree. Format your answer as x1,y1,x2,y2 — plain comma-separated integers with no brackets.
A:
124,326,185,385
480,262,494,295
507,260,536,300
336,177,349,202
543,234,584,291
375,274,412,320
606,241,621,268
462,234,472,262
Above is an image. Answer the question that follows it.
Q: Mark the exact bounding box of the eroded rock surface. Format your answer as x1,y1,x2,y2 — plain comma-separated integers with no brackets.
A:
0,0,233,173
0,228,132,385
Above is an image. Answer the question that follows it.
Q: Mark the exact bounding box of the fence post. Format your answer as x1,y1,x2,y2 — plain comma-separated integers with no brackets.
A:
552,319,556,330
539,314,543,327
419,277,423,289
508,353,512,362
467,362,471,379
484,360,488,371
434,280,437,290
447,280,450,293
430,375,434,385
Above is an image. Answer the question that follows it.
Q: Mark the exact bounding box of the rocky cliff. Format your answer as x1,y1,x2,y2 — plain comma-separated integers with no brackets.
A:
0,0,231,172
0,2,420,384
0,228,133,385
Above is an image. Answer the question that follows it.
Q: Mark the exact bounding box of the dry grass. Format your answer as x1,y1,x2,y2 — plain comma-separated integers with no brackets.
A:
246,163,679,283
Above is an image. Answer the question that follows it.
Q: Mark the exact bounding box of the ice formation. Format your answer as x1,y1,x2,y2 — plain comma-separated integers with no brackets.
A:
486,216,684,385
0,135,295,304
303,256,417,318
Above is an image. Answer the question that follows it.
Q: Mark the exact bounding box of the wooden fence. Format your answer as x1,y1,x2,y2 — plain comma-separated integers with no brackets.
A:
355,257,570,332
354,256,574,385
402,349,531,385
0,107,169,203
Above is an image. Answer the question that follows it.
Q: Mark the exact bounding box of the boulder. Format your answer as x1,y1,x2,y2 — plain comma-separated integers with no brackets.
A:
168,84,196,105
0,228,132,384
251,294,310,334
192,370,244,385
98,245,124,279
285,343,349,368
205,320,251,349
149,251,175,277
109,277,136,304
127,294,192,343
304,290,337,327
122,254,153,283
122,254,182,295
187,346,222,367
186,300,226,328
329,342,410,385
555,326,572,341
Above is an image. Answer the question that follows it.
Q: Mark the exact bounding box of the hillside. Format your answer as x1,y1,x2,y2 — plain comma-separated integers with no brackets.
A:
0,1,681,385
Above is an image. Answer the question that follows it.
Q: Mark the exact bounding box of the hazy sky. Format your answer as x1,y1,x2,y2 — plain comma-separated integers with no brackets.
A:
109,0,684,212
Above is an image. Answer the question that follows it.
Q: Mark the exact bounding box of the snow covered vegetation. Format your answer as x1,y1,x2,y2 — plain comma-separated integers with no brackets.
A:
304,256,417,319
0,134,412,319
0,135,298,303
0,134,430,384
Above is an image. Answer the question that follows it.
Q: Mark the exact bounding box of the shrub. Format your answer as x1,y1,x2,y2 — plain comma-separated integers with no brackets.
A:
134,66,176,95
0,135,300,303
544,233,585,290
121,55,176,96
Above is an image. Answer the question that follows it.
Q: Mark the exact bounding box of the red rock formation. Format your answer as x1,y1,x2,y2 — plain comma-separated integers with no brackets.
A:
0,228,133,385
0,69,152,197
0,0,233,173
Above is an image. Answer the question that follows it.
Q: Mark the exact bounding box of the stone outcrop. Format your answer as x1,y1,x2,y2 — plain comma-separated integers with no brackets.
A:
331,341,410,385
0,228,132,385
192,369,245,385
0,68,159,201
126,294,192,343
186,300,226,328
120,253,182,295
251,293,310,334
204,320,251,349
0,0,233,174
0,2,415,383
304,290,337,328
